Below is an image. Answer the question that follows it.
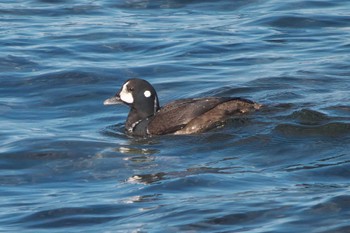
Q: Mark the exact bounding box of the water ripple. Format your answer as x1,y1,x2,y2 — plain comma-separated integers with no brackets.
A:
1,0,350,232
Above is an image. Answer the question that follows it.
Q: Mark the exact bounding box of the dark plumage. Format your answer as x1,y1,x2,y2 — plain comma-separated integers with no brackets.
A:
104,78,261,136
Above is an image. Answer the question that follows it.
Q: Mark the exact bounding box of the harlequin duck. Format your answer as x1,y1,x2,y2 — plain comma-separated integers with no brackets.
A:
104,78,261,136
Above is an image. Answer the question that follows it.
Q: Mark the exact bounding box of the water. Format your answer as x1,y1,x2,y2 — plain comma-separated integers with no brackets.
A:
1,0,350,232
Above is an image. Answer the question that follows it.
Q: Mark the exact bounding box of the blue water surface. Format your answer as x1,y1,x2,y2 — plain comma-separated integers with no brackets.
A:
1,0,350,232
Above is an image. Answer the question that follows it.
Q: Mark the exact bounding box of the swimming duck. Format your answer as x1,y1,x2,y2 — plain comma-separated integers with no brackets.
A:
104,78,261,136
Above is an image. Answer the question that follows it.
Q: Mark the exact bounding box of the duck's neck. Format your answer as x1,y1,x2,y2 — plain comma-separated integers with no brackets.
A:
125,106,155,132
125,96,160,133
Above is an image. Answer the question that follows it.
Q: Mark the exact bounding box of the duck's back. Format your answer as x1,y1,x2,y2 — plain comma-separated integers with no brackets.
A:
147,97,259,135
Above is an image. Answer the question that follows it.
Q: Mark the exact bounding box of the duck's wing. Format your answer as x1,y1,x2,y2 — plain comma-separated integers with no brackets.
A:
174,98,261,135
147,97,255,135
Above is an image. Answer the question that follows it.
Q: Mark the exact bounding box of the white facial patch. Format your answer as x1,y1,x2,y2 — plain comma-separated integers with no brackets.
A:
119,82,134,104
144,90,151,98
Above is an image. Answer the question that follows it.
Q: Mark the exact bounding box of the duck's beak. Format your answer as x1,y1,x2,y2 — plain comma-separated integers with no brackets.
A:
103,94,122,105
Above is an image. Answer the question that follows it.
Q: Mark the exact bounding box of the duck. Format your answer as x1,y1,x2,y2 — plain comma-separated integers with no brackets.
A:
104,78,261,136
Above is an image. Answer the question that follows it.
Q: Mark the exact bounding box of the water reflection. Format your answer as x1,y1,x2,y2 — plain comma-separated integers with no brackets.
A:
126,166,239,185
121,194,162,204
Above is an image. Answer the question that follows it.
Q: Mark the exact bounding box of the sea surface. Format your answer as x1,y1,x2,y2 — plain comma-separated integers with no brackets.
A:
1,0,350,232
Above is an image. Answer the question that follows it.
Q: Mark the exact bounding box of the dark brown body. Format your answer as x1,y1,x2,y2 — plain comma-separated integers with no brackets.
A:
147,97,261,135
